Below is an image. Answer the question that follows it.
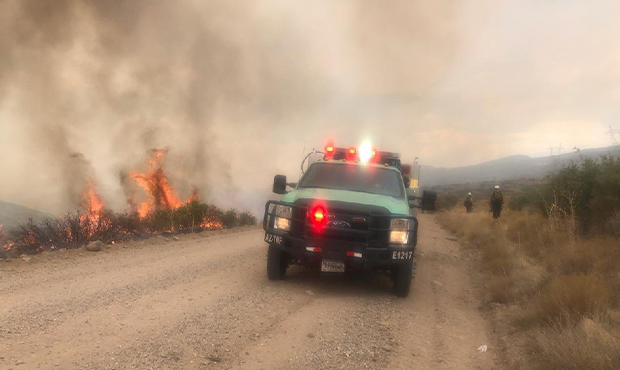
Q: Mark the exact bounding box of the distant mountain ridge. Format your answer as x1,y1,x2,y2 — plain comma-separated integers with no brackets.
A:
420,145,620,187
0,200,52,230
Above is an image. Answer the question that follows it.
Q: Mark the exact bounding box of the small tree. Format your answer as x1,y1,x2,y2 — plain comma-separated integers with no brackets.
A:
542,154,620,235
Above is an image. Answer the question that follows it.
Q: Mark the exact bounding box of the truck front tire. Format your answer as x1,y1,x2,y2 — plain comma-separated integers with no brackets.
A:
267,244,287,280
393,261,413,297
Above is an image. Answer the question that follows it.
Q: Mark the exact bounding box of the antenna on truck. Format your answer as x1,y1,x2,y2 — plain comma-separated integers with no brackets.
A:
298,139,307,180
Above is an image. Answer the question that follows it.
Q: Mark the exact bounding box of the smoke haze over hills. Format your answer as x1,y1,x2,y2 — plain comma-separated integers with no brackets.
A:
420,145,620,188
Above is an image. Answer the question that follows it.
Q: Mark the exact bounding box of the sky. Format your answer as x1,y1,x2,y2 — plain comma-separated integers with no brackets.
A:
0,0,619,214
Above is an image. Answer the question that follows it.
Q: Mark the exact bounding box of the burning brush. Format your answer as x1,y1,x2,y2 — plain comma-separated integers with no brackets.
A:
130,149,181,217
0,224,15,252
78,148,222,231
1,148,256,256
126,148,221,229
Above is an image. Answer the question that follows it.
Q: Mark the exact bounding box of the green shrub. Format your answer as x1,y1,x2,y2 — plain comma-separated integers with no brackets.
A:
238,211,258,226
437,193,460,210
508,186,544,212
542,155,620,234
220,209,238,229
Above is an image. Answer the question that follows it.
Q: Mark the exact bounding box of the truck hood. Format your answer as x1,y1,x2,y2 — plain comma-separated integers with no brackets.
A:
281,188,410,215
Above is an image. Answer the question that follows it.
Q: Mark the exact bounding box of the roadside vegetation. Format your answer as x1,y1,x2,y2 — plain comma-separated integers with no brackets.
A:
431,177,543,211
1,201,257,257
437,155,620,370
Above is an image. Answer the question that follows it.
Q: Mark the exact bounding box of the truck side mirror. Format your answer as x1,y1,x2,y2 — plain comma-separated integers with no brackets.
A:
273,175,288,194
421,190,437,211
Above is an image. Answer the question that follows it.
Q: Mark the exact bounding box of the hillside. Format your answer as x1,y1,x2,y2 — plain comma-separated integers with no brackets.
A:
420,145,620,187
0,200,52,230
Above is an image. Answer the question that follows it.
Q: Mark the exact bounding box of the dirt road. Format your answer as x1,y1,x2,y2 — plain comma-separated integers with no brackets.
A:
1,214,498,370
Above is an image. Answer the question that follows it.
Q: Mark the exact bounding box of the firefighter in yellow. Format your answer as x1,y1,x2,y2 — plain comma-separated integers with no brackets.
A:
464,192,473,213
490,185,504,219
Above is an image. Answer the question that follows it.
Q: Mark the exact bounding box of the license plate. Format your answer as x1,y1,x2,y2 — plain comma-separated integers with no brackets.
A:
392,251,413,260
264,233,282,245
321,260,345,273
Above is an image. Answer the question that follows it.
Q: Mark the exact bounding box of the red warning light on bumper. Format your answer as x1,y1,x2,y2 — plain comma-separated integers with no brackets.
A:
309,204,328,230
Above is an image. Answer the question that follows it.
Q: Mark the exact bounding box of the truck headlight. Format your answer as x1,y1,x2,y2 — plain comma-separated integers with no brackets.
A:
390,219,410,230
274,205,292,231
389,231,409,244
390,219,410,244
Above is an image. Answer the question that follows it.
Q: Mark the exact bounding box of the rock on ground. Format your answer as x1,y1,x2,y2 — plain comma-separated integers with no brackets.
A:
85,240,105,252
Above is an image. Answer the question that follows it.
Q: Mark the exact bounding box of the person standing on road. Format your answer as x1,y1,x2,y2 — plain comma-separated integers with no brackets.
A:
464,192,473,213
490,185,504,219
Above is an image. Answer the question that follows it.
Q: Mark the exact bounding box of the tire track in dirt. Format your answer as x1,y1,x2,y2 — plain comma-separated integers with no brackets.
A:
1,215,499,370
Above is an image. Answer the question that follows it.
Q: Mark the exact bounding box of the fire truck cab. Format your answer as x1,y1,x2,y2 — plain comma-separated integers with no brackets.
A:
263,144,437,297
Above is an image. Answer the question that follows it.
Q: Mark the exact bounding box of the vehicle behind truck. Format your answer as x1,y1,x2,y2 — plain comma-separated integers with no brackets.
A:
263,144,436,297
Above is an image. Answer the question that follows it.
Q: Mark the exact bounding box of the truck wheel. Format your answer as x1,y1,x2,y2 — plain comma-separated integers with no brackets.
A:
267,244,287,280
393,261,413,297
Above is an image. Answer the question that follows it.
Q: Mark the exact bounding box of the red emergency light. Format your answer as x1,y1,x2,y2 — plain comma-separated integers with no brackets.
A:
325,141,335,160
314,207,325,222
309,204,327,230
346,147,357,161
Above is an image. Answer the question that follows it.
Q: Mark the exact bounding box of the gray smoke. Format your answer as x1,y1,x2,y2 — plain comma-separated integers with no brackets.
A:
0,0,461,215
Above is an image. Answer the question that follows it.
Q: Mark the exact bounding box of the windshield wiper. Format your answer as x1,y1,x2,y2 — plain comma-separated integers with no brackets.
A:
298,185,335,190
299,186,401,198
344,189,403,199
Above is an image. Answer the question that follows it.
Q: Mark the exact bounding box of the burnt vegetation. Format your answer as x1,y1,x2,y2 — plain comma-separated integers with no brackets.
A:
4,201,257,256
437,154,620,370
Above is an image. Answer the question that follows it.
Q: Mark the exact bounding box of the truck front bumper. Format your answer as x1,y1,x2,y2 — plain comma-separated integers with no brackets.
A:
265,232,413,270
263,201,418,271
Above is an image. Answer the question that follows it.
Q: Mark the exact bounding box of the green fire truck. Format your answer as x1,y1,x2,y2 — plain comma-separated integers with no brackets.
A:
263,144,436,297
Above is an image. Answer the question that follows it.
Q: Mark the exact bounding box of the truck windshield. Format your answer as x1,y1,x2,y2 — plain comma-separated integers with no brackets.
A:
298,163,405,198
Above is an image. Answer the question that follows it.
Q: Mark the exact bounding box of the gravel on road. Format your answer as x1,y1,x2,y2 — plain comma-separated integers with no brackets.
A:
0,216,497,370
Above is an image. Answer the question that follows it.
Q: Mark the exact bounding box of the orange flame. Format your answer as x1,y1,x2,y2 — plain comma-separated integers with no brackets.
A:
130,149,182,215
78,180,107,239
129,149,199,220
137,202,150,218
200,219,223,229
80,180,105,214
1,224,15,252
122,149,224,231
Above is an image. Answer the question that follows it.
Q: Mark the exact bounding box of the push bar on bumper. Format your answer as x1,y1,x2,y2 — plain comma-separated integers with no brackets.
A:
263,201,307,231
263,200,419,247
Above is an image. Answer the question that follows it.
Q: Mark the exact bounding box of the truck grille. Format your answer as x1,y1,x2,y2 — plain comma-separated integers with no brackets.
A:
290,205,390,244
264,200,417,248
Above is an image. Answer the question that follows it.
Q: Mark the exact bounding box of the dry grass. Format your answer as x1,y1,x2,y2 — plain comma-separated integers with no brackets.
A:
488,276,518,304
437,205,620,369
535,318,620,370
536,274,611,325
438,209,543,304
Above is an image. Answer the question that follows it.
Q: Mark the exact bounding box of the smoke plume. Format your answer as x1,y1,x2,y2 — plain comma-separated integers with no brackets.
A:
0,0,461,215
